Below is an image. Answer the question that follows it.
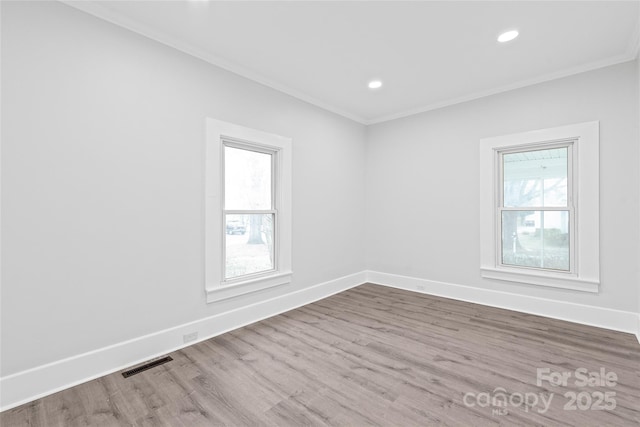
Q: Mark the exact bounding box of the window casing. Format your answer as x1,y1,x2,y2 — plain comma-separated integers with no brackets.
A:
206,119,292,303
480,121,599,292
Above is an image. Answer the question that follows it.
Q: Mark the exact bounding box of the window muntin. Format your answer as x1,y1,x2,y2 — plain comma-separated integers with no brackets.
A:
498,143,574,273
222,141,277,281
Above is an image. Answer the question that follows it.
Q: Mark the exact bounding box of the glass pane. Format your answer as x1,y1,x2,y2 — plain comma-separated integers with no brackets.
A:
501,210,569,271
224,146,272,210
503,147,568,208
225,214,274,280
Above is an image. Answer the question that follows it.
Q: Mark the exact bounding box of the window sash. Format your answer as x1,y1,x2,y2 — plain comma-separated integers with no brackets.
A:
223,213,277,282
222,139,277,211
496,141,576,274
497,208,574,273
497,140,574,209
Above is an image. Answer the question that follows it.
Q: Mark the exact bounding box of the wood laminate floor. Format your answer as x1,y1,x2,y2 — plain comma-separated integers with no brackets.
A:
2,284,639,426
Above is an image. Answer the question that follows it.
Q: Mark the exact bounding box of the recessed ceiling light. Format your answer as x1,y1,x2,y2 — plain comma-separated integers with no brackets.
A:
498,30,519,43
368,80,383,89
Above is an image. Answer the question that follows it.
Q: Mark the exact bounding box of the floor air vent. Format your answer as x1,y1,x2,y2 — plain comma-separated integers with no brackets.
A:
122,356,173,378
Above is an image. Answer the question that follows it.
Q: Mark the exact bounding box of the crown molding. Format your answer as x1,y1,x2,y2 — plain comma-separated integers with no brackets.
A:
366,50,638,125
60,1,640,127
58,0,369,125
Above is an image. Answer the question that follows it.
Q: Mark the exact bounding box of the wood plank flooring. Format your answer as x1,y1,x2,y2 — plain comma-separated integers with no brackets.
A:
2,284,639,426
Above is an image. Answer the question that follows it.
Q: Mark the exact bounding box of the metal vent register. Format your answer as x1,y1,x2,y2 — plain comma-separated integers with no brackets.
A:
121,356,173,378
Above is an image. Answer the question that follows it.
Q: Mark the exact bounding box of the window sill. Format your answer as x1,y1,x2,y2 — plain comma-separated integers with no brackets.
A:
480,267,598,293
206,271,293,303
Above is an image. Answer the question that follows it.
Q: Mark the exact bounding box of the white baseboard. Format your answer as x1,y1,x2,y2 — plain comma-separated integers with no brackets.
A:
0,271,366,412
3,269,637,412
365,271,639,336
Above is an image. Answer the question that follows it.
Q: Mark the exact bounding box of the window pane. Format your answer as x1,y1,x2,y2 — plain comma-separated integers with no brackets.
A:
503,147,568,208
225,214,274,279
224,146,272,210
501,210,569,271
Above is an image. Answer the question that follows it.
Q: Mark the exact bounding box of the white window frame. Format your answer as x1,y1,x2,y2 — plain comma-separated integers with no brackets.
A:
205,119,292,303
480,121,599,292
498,141,576,273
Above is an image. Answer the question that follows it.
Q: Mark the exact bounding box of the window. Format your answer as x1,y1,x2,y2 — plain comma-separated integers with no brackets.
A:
206,119,292,303
500,144,572,272
224,144,275,280
480,121,599,292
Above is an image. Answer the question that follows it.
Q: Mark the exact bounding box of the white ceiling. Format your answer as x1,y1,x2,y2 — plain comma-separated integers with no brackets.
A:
63,1,640,124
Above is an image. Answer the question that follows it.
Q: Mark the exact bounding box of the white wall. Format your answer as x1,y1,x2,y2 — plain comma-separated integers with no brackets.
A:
2,0,639,410
366,60,639,313
1,1,366,377
637,56,640,339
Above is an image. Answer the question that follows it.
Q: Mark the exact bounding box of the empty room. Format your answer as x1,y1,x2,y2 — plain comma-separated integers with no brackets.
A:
1,1,640,426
